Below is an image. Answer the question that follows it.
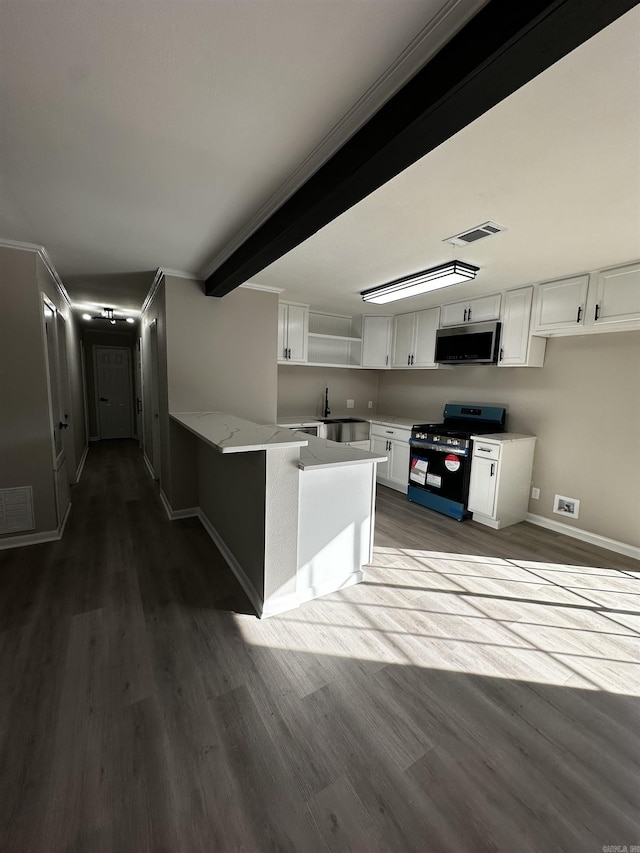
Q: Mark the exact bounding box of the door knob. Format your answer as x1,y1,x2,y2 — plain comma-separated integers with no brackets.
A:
58,421,69,429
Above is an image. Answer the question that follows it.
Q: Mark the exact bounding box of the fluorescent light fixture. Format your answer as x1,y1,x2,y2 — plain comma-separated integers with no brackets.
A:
82,313,92,320
126,317,135,324
361,260,479,304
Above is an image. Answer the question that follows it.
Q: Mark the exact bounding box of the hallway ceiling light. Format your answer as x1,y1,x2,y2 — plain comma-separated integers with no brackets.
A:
82,307,136,325
361,261,479,304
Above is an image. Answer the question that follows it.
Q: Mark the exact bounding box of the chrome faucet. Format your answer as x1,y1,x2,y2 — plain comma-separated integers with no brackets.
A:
323,386,330,418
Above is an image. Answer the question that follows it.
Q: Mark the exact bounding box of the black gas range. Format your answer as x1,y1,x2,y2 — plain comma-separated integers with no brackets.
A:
408,403,506,521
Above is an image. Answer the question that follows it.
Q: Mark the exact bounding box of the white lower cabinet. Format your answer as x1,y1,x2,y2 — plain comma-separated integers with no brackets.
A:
370,423,411,493
468,434,537,529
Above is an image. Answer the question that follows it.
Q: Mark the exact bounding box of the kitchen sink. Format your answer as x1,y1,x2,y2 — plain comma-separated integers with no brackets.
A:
319,417,370,443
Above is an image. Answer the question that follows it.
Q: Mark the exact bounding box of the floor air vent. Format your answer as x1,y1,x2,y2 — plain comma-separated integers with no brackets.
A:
444,221,507,246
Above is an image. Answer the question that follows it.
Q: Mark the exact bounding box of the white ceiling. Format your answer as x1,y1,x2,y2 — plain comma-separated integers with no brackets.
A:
253,5,640,314
1,2,638,315
0,0,486,309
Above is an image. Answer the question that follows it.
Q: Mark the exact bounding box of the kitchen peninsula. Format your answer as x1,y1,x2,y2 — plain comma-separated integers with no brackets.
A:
170,411,387,617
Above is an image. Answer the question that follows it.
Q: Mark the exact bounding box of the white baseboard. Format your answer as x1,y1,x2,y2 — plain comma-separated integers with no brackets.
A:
159,490,198,521
75,445,89,482
143,454,156,481
0,527,60,550
526,513,640,561
297,569,364,605
195,509,266,617
0,501,71,551
261,590,302,619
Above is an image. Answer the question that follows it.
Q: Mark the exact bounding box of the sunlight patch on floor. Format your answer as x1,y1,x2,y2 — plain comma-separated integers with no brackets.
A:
235,546,639,697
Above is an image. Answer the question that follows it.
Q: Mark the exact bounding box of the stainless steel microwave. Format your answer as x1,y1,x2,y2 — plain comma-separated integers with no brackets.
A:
434,321,501,364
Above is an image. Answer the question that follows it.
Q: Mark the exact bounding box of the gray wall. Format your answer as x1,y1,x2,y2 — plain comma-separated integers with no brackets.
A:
376,330,640,548
277,364,379,418
197,443,266,597
165,279,278,424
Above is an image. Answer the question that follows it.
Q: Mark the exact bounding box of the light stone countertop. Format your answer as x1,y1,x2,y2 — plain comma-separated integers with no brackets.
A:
367,414,422,429
297,432,388,470
276,415,324,427
171,411,309,453
471,432,537,442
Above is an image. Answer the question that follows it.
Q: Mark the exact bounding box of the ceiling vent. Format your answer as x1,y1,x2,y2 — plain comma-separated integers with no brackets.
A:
444,221,507,247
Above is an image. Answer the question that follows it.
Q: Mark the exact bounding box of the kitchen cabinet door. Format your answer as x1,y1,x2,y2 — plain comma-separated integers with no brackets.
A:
466,294,502,324
370,435,390,481
467,457,497,517
532,275,589,332
498,286,545,367
412,307,440,367
440,294,501,326
286,304,308,362
278,302,308,363
440,301,468,327
361,316,392,368
590,262,640,326
391,313,415,368
388,439,410,488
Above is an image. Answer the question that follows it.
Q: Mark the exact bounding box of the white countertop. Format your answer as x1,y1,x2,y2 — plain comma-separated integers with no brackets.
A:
368,414,421,429
471,432,536,442
298,432,387,470
171,411,309,453
276,416,324,427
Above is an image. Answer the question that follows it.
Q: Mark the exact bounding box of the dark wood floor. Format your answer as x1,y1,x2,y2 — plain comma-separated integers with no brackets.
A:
1,439,638,852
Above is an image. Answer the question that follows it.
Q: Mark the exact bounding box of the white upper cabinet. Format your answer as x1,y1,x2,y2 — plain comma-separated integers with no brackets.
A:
391,307,440,368
412,307,441,367
440,293,501,327
391,312,416,368
588,262,640,327
532,274,589,333
498,286,546,368
532,263,640,335
360,315,392,368
278,301,308,363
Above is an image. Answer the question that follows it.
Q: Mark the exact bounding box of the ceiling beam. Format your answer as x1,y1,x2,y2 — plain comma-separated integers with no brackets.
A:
205,0,638,297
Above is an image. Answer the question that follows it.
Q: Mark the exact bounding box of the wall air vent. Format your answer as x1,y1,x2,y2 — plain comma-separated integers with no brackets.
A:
444,221,507,247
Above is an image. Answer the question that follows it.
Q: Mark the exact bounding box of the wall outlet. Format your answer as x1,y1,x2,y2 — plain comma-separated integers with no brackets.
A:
368,400,373,409
553,494,580,519
531,487,540,500
346,399,354,409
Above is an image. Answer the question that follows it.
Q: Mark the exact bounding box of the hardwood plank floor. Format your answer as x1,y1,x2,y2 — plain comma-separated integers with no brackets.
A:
0,440,638,852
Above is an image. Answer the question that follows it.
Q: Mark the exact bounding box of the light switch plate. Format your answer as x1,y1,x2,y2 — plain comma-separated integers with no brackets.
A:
347,399,354,409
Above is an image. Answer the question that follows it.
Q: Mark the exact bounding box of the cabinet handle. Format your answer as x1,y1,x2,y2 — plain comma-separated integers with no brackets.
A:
594,304,600,321
385,355,389,366
411,354,415,365
288,348,292,359
477,447,491,453
385,430,393,434
463,308,467,322
468,307,472,321
499,347,504,361
490,463,495,477
576,306,582,323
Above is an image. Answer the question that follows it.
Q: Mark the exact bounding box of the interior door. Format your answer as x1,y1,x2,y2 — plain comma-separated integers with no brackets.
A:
95,346,133,439
134,337,143,447
42,296,70,526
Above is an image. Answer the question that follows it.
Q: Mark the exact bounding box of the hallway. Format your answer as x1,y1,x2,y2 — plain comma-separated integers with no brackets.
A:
0,440,638,852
